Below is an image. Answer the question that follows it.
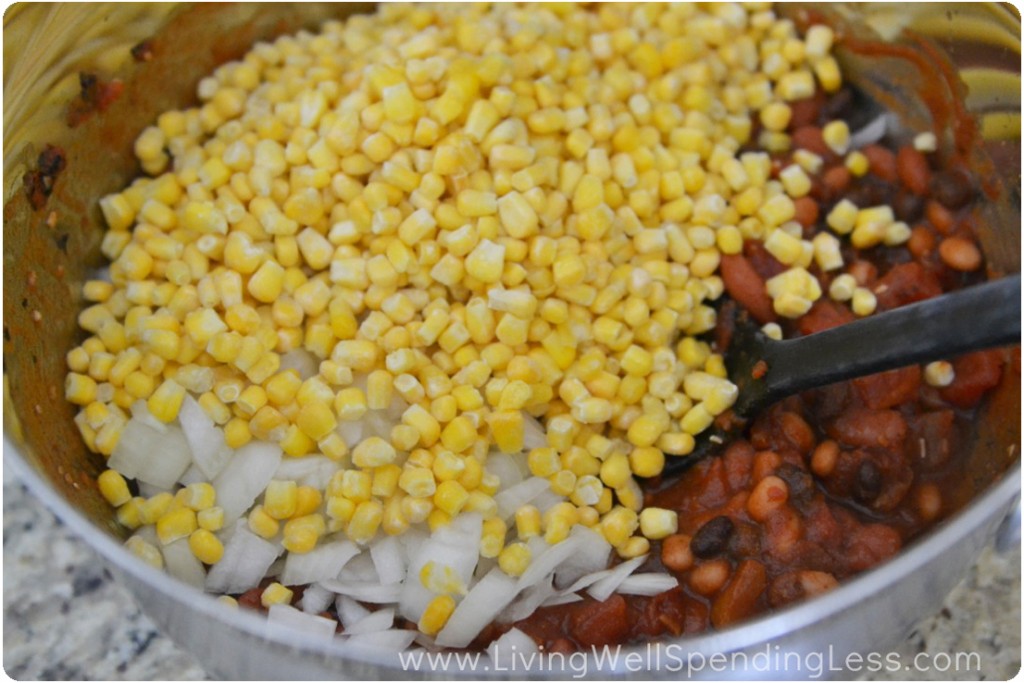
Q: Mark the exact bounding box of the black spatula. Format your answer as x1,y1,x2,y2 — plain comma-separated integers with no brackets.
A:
661,273,1021,477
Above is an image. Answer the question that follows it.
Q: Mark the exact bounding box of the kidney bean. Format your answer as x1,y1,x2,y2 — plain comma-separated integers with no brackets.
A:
896,145,931,195
661,534,695,572
569,594,629,647
791,126,830,157
930,167,975,209
938,236,982,272
821,165,851,198
861,144,898,181
793,196,820,229
810,440,839,477
691,516,735,558
907,225,935,258
689,559,732,595
747,475,789,522
764,507,803,558
828,408,907,449
720,254,776,324
710,560,767,628
925,200,955,234
789,96,823,129
939,349,1004,408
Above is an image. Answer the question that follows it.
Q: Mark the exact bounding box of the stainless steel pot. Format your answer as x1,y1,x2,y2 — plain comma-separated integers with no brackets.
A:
4,4,1020,679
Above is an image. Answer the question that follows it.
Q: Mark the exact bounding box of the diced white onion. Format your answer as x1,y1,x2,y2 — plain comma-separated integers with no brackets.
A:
320,580,402,603
399,514,481,622
108,418,192,489
205,522,282,594
435,568,520,648
488,628,540,668
345,607,395,634
273,455,341,490
849,113,889,150
517,530,588,589
280,541,360,586
278,350,320,379
267,604,337,640
299,584,335,614
212,441,282,524
178,394,231,479
370,536,405,586
161,538,206,588
586,556,647,602
494,477,550,520
553,526,611,589
541,593,583,607
502,576,555,623
522,414,547,450
615,573,679,596
485,451,524,490
335,595,371,629
346,629,418,652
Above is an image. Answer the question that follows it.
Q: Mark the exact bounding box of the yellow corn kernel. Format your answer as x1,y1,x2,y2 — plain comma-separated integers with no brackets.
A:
851,287,877,317
433,479,469,517
639,507,678,540
629,446,665,478
147,378,186,422
822,120,850,155
156,507,197,545
224,418,252,448
261,582,294,607
617,536,651,559
418,594,456,636
197,506,224,532
65,373,98,406
182,482,216,511
346,500,383,544
924,360,955,387
248,505,280,539
189,528,225,564
97,469,131,507
264,480,299,520
498,542,532,577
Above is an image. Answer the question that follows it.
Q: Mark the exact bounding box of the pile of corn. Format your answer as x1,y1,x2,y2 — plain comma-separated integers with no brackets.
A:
68,3,850,584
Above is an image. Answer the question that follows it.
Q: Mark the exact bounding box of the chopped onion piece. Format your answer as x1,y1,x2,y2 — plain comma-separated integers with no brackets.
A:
320,580,402,603
346,629,418,652
109,418,191,489
205,522,282,594
161,538,205,588
273,455,341,490
435,568,519,648
522,414,547,450
559,567,614,596
494,477,550,520
336,420,362,447
300,584,334,614
335,595,371,629
129,400,168,433
586,556,647,602
177,464,207,486
554,526,611,589
517,531,588,589
345,607,395,634
485,451,524,489
267,604,337,640
399,514,481,621
616,573,679,596
502,576,555,623
542,593,583,607
280,541,360,586
212,441,282,524
178,394,231,479
278,350,319,379
342,552,379,582
370,536,405,586
488,628,540,668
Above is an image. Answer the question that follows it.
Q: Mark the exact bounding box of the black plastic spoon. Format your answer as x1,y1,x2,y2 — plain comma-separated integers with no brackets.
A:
662,273,1022,477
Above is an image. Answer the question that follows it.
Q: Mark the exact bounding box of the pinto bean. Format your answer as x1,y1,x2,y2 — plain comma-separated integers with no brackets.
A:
778,411,816,454
810,440,840,477
915,483,942,522
661,534,695,572
747,475,789,522
829,408,907,449
798,570,839,597
938,236,982,272
862,144,898,181
752,449,782,482
925,200,955,234
930,167,975,209
907,226,935,258
793,196,820,229
689,559,732,596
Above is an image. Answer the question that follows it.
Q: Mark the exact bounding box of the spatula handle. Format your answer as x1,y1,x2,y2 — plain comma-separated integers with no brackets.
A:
762,273,1021,401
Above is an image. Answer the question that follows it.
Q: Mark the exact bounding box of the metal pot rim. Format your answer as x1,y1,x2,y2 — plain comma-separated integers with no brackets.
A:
5,432,1020,676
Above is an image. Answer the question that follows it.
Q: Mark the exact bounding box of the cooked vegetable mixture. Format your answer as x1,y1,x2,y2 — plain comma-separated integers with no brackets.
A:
65,2,1008,651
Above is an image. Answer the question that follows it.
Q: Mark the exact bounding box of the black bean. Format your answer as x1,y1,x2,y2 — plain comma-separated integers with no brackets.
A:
691,516,735,558
820,87,853,122
727,521,762,557
856,459,883,501
892,190,925,223
930,168,976,209
775,462,815,503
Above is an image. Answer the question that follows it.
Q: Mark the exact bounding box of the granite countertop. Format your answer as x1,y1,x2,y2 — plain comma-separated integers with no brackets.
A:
3,469,1020,681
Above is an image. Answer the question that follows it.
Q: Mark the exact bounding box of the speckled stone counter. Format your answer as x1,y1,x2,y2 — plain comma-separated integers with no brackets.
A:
3,470,1019,680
